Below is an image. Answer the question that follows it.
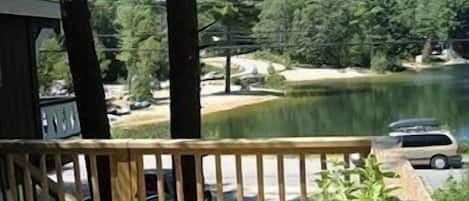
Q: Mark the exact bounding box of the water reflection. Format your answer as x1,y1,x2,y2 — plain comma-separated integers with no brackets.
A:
203,65,469,139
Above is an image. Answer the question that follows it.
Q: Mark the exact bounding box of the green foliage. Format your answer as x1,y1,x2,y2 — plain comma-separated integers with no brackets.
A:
38,35,72,95
253,51,293,67
115,1,165,100
289,0,355,67
88,0,122,81
232,76,242,85
461,141,469,154
255,0,469,68
200,0,261,28
370,51,394,74
112,123,170,139
312,155,399,201
433,170,469,201
253,0,303,54
264,63,287,89
265,74,287,89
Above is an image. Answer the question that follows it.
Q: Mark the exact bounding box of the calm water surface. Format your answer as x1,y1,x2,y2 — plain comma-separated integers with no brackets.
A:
202,65,469,140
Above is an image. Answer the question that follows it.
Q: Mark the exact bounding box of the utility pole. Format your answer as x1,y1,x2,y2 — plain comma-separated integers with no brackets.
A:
225,26,232,94
60,0,112,200
166,1,200,201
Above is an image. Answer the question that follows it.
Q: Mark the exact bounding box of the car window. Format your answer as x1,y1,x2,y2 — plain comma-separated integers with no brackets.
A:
425,134,452,146
402,135,426,147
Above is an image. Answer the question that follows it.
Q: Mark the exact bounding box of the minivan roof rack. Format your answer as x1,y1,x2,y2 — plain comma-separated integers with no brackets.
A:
389,118,441,130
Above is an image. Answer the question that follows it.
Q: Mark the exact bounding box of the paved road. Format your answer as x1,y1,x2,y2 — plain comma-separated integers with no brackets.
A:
202,57,286,77
415,156,468,192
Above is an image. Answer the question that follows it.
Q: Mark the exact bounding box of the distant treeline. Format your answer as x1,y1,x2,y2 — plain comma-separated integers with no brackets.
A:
38,0,469,97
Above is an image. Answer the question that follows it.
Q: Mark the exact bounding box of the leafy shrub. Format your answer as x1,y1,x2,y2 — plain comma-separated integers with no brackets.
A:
461,141,469,154
371,51,393,74
130,72,153,101
433,170,469,201
311,155,399,201
232,76,242,85
265,74,287,89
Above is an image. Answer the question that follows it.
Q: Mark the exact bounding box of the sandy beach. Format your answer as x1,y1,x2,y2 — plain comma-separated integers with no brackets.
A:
111,84,280,128
202,56,382,83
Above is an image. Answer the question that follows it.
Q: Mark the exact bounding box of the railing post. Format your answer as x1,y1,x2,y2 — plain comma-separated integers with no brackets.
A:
110,151,138,201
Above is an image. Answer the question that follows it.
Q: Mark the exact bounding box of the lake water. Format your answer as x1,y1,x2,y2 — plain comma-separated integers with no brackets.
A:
114,65,469,140
202,65,469,140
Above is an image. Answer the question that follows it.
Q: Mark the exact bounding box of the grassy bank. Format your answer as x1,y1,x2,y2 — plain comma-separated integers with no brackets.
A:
112,123,170,139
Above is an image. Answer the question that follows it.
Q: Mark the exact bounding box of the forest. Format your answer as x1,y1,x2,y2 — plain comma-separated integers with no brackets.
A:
38,0,469,98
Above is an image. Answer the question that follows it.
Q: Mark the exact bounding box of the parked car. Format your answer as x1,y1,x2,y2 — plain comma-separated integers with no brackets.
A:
390,130,463,169
352,118,463,169
202,71,224,81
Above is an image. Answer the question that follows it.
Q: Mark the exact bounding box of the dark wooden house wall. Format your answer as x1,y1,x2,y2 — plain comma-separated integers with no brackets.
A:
0,14,41,139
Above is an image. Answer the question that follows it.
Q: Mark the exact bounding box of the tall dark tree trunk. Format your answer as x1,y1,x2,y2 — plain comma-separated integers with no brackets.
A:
60,1,112,201
225,26,232,94
167,1,201,201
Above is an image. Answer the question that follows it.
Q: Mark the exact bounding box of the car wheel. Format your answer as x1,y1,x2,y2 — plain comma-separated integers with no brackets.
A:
431,155,448,169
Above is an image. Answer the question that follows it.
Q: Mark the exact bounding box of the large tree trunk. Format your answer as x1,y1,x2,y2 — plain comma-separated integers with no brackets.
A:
166,1,201,201
60,1,112,200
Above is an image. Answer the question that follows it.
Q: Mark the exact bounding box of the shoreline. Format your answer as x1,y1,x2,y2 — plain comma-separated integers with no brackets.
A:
111,59,466,129
111,86,280,128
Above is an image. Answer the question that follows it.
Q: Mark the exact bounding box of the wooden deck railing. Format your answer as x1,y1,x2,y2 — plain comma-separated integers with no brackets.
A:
0,137,372,201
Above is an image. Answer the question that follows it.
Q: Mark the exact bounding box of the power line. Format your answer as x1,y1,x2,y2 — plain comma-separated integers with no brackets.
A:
40,38,469,53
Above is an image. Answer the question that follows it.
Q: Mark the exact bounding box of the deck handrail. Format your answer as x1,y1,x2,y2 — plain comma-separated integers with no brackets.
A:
0,137,372,153
0,137,401,201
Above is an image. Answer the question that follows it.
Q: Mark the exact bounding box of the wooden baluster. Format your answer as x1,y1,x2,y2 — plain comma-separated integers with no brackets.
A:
136,154,146,201
215,154,224,201
277,154,285,201
320,153,327,170
72,155,83,201
299,153,307,201
39,155,49,201
155,154,165,201
174,155,185,201
22,154,33,201
54,154,65,201
256,154,264,201
6,155,18,201
235,154,244,201
344,153,350,181
110,153,135,201
195,154,204,201
89,154,101,201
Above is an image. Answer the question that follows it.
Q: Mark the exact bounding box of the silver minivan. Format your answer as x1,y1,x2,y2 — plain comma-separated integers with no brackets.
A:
391,130,463,169
389,118,463,169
